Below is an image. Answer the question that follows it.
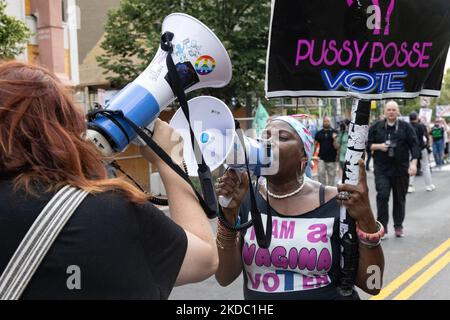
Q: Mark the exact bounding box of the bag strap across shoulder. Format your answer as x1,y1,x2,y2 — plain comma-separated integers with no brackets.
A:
0,185,89,300
319,184,326,206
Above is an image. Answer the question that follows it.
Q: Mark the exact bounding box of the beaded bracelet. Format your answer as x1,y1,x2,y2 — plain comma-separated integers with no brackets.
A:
356,220,385,244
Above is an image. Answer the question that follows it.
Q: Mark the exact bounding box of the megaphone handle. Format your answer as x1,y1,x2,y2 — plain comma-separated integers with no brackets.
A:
218,168,243,208
132,122,155,146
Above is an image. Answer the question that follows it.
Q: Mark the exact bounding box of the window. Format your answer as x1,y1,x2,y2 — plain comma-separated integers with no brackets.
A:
61,0,68,22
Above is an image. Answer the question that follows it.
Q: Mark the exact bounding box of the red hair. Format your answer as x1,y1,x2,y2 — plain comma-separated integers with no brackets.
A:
0,61,149,204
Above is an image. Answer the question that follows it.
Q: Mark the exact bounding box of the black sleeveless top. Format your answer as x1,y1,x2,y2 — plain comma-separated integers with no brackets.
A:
238,184,359,300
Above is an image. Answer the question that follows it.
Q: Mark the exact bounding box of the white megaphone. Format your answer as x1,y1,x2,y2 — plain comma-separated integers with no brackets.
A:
169,96,276,208
87,13,232,157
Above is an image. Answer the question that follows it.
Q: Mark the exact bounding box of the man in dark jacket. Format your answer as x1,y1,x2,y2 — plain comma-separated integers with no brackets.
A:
368,101,420,238
314,116,338,186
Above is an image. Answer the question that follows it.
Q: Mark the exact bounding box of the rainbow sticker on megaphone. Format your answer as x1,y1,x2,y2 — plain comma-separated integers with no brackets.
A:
195,55,216,75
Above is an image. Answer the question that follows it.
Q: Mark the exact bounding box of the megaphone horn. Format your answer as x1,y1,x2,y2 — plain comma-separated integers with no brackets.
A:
169,96,236,175
169,96,277,208
87,13,232,157
170,97,277,177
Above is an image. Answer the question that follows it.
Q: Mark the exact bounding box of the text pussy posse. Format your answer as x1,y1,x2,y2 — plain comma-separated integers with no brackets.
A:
295,40,432,69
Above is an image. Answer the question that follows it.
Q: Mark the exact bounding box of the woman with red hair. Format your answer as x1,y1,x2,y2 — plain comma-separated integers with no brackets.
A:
0,61,218,299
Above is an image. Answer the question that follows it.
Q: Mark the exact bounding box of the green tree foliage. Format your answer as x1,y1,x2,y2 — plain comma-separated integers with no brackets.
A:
97,0,271,105
437,68,450,105
0,0,30,59
398,68,450,120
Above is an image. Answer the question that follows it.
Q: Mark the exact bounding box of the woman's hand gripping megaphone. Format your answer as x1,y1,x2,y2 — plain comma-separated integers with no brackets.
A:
217,132,275,209
215,169,249,224
217,168,243,208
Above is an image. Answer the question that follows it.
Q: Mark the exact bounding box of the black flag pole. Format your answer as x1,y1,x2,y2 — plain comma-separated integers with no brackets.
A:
337,98,371,296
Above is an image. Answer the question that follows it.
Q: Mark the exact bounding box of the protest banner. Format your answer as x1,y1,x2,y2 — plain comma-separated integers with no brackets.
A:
436,105,450,117
266,0,450,99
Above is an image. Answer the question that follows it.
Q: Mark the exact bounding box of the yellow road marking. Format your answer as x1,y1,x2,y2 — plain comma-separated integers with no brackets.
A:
393,250,450,300
371,238,450,300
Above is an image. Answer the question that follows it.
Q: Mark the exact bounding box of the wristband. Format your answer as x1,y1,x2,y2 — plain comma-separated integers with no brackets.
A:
356,220,385,243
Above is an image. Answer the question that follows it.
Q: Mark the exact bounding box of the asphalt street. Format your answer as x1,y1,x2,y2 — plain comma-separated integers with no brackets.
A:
170,164,450,300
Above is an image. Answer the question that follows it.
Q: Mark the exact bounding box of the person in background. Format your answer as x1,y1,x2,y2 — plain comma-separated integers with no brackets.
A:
408,112,435,193
431,118,446,170
314,116,338,186
421,116,434,172
443,119,450,164
366,115,385,171
365,143,372,172
336,119,350,179
368,101,420,238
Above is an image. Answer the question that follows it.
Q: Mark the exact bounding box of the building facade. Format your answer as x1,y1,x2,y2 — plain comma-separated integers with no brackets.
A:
5,0,80,86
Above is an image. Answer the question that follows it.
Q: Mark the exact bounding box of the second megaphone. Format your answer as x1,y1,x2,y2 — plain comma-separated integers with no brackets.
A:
169,97,278,207
87,13,232,157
